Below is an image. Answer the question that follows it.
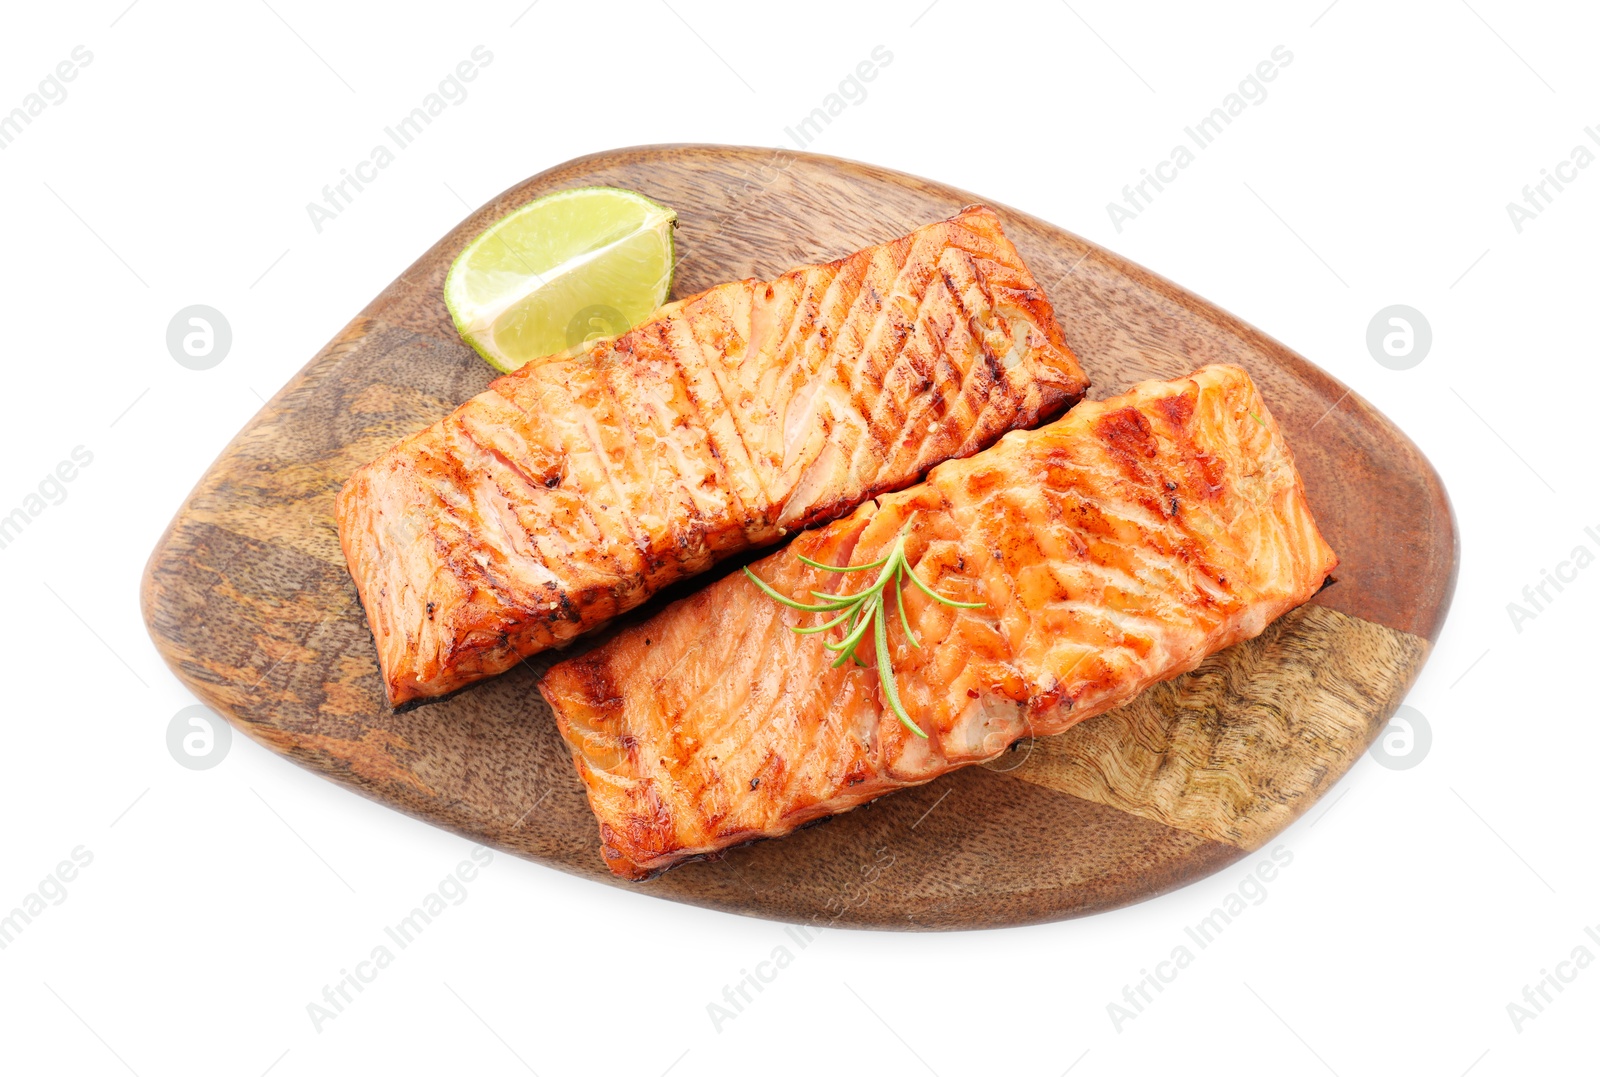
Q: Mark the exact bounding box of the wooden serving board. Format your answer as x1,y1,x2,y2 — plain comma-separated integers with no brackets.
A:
141,145,1455,929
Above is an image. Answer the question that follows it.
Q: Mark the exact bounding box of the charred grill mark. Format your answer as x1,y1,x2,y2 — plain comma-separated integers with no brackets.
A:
953,373,1006,464
428,445,498,585
784,268,827,383
877,246,962,470
1154,389,1196,430
587,352,668,572
726,604,817,790
670,307,768,519
839,288,899,462
1150,383,1225,500
1093,406,1160,490
821,254,873,400
455,420,547,504
923,355,956,425
938,264,1022,451
532,376,634,611
890,240,961,465
953,251,1030,412
918,340,983,467
434,489,561,640
967,247,1001,303
1190,448,1227,500
849,242,925,488
652,320,742,545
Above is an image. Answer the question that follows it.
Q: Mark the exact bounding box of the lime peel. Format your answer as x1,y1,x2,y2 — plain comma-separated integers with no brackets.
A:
444,186,677,373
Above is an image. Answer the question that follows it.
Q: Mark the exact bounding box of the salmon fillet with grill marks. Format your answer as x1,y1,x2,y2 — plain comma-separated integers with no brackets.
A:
337,206,1089,704
540,364,1338,879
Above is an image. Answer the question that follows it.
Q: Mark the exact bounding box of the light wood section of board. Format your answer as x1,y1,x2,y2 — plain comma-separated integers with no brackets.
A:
990,604,1428,850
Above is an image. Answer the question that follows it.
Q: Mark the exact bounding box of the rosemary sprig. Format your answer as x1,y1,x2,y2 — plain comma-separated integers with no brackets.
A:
743,524,984,739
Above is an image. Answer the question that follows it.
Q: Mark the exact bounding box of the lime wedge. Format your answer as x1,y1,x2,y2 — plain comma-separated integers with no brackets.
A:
444,186,676,373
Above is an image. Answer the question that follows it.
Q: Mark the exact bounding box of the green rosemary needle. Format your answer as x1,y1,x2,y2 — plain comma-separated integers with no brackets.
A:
743,524,984,739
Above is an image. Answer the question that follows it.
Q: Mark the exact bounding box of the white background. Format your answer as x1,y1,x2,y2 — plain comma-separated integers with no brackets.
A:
1,1,1595,1074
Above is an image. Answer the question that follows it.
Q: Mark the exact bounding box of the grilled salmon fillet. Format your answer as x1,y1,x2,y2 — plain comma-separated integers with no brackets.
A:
541,364,1338,878
337,206,1089,704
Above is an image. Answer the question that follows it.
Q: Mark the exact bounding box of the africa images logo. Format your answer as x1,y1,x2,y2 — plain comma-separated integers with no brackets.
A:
1105,46,1293,233
306,47,494,233
0,45,93,152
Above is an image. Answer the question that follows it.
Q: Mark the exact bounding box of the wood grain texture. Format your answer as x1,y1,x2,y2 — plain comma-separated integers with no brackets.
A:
997,604,1428,851
141,145,1455,929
